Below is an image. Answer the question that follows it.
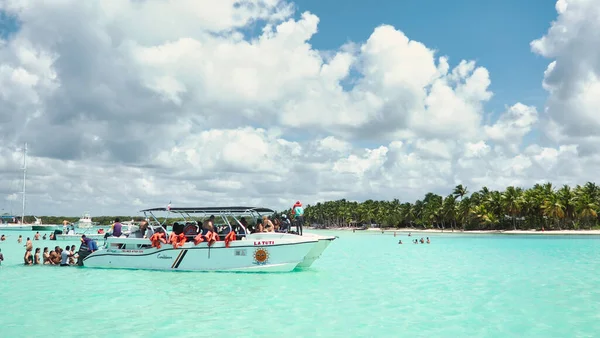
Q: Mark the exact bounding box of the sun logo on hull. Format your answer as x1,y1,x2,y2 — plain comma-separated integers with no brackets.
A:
253,248,269,265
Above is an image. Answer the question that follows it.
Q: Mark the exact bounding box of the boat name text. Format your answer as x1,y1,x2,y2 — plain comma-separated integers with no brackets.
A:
157,254,173,259
254,241,274,246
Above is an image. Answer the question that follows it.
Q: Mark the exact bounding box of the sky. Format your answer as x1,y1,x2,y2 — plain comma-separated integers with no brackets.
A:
0,0,599,216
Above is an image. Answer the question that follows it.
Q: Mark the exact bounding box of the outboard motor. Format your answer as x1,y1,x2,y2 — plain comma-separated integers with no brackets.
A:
77,242,90,266
51,229,62,240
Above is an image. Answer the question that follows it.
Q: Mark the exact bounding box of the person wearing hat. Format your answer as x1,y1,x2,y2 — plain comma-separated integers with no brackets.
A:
280,214,291,233
292,201,304,235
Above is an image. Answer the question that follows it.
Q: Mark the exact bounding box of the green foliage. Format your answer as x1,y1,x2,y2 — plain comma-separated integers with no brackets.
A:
300,182,600,230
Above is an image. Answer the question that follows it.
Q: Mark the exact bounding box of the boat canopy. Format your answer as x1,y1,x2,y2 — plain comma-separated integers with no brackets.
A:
139,206,277,235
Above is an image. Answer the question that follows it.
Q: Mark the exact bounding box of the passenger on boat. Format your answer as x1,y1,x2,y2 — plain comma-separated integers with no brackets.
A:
111,218,123,237
144,222,155,238
43,247,52,265
263,215,274,232
24,248,33,265
202,215,216,235
0,234,5,241
254,218,264,233
25,237,32,251
237,217,249,236
292,201,304,235
81,235,98,252
182,221,199,237
129,222,146,238
273,218,281,232
34,232,40,240
279,214,291,233
34,248,41,264
60,246,72,266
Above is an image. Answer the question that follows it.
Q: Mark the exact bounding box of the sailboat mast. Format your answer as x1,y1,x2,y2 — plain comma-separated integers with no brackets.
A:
21,143,27,224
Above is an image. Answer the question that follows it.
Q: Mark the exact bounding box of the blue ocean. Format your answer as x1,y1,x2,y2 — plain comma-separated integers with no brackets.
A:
1,230,599,337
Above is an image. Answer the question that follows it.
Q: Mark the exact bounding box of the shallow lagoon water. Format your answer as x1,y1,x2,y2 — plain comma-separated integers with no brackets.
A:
1,230,599,337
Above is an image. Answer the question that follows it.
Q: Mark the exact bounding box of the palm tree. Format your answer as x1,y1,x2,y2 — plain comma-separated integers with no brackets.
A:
453,184,468,201
542,192,565,230
502,186,523,230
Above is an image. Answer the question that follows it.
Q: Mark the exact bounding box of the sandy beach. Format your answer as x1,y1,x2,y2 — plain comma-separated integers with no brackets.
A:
309,227,600,235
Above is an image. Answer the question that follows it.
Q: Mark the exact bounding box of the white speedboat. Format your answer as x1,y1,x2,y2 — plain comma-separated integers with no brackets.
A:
74,212,99,228
79,206,335,272
31,216,60,231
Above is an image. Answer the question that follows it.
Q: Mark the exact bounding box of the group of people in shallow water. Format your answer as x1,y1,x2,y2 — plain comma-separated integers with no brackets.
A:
1,232,53,242
1,231,49,242
0,231,99,266
23,239,78,266
396,233,431,245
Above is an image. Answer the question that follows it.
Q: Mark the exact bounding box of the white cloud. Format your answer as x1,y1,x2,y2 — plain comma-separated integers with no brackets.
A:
0,0,597,215
484,103,538,153
531,0,600,151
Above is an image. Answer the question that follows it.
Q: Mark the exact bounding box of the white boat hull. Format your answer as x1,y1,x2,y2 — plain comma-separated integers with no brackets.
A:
83,236,319,272
0,224,32,231
296,233,336,268
55,234,106,241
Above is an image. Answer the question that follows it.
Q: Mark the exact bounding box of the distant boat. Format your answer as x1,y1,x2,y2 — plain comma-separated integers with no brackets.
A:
0,143,32,231
73,212,99,229
31,216,60,231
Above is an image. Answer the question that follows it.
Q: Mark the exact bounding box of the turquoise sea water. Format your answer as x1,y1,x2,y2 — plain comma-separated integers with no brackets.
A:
1,230,599,337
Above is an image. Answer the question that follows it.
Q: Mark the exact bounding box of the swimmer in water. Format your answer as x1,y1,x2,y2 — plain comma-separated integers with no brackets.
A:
398,240,402,244
34,232,40,240
17,235,22,243
24,248,33,265
48,250,58,265
426,237,430,244
0,234,5,241
43,247,51,265
25,237,32,251
34,248,41,264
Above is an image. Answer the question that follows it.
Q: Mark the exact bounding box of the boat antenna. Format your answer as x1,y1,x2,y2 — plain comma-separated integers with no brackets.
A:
21,143,27,225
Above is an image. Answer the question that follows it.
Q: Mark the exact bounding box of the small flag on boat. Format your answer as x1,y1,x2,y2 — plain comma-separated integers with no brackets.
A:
167,201,171,211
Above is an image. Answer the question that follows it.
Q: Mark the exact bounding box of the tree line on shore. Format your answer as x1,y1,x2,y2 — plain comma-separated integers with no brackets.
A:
14,182,600,231
299,182,600,231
